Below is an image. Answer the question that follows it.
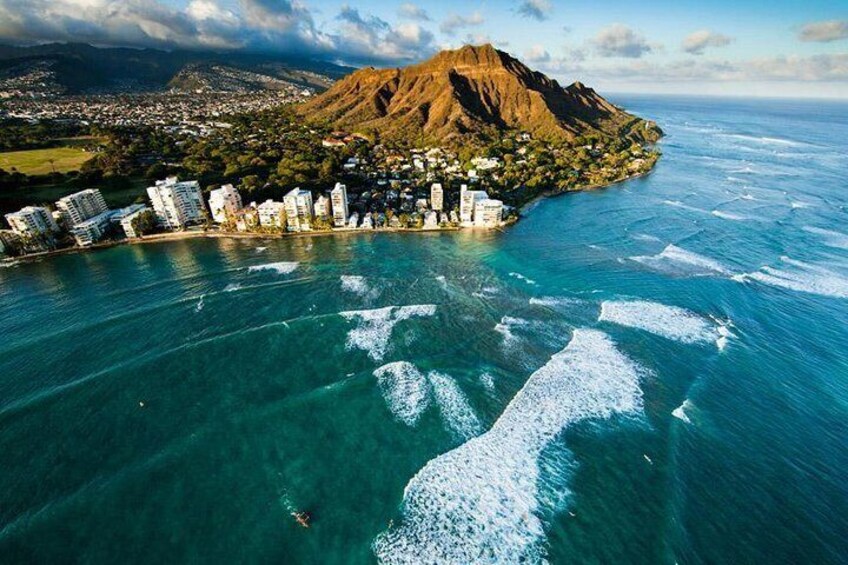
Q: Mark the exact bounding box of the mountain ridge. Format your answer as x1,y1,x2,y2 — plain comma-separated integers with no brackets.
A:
299,44,661,144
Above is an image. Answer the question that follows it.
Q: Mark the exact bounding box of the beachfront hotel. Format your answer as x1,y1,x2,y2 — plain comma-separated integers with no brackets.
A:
430,183,444,212
208,184,243,224
283,188,314,232
474,198,504,228
147,177,205,230
257,199,286,228
56,188,108,227
331,183,349,228
459,184,489,226
4,206,59,238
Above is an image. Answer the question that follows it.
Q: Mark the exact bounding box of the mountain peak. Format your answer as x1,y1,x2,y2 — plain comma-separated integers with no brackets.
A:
300,46,662,144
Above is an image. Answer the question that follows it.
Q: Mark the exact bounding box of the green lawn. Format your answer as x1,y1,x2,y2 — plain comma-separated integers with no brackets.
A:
0,140,98,175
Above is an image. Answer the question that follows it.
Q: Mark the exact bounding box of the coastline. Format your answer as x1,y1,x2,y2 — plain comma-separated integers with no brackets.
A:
2,164,657,266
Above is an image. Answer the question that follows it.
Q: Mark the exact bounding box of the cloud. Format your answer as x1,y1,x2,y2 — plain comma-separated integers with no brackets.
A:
524,44,551,63
335,5,435,64
592,24,654,58
440,11,484,36
0,0,440,66
682,29,733,54
517,0,552,21
568,53,848,83
798,20,848,43
397,3,430,22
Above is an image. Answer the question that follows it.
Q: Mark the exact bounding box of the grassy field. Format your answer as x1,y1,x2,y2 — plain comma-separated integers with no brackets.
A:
0,176,150,217
0,138,99,175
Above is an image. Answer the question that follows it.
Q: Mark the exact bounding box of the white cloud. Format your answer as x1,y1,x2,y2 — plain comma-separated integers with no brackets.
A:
592,24,655,58
517,0,552,21
335,5,435,64
524,44,550,63
440,11,484,36
397,2,430,22
798,20,848,43
682,30,733,55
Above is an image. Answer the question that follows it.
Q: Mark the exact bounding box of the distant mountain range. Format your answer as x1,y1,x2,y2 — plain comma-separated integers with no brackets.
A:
0,43,354,95
301,44,662,144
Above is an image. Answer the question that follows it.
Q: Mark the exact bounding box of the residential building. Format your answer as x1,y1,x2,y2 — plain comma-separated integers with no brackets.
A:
283,187,314,232
147,177,205,230
5,206,59,237
424,211,439,228
459,184,488,225
474,199,504,228
348,212,359,228
430,183,443,212
70,209,115,246
0,230,21,256
113,204,149,238
331,183,349,228
56,189,107,226
208,184,243,224
314,195,331,220
257,199,286,228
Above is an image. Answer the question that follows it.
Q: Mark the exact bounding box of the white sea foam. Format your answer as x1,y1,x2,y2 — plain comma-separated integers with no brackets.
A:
373,329,646,564
599,300,720,346
631,244,730,277
223,283,242,292
672,400,693,424
509,272,537,285
340,305,437,361
663,200,710,215
735,257,848,299
374,362,431,426
529,296,582,308
428,371,483,441
711,209,747,221
495,316,529,346
195,295,205,312
341,275,369,295
247,261,299,275
435,275,448,290
255,246,268,253
804,227,848,249
479,372,496,392
631,233,662,243
721,133,806,147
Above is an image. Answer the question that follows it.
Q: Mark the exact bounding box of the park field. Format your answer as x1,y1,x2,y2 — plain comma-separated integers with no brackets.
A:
0,138,100,175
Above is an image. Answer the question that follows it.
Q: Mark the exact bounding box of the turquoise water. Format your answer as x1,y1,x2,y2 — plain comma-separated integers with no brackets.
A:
2,96,848,563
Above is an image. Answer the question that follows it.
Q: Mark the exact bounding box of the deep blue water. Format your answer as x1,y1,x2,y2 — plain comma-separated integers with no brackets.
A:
1,95,847,563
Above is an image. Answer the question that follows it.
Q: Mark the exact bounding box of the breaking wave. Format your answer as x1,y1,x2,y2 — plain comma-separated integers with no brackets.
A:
373,329,646,564
341,275,370,295
247,261,299,275
341,305,437,361
711,209,747,221
672,400,693,424
509,272,537,285
804,227,848,250
223,283,242,292
734,257,848,299
429,371,484,441
599,300,728,349
631,244,731,277
373,362,432,426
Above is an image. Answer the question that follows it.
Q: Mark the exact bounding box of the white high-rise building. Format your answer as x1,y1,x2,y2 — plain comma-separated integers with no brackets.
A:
459,184,488,225
330,183,349,228
314,195,331,220
116,205,150,238
257,199,286,228
208,184,243,224
56,189,107,226
146,177,205,230
474,199,504,228
430,183,444,212
5,206,59,237
283,188,314,232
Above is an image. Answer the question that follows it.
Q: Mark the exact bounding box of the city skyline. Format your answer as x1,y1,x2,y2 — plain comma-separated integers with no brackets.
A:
0,0,845,98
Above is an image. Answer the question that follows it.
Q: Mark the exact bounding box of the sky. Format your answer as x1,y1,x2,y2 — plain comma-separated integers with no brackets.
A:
0,0,846,98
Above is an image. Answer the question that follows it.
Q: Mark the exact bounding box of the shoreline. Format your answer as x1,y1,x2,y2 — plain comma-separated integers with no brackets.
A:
2,166,656,266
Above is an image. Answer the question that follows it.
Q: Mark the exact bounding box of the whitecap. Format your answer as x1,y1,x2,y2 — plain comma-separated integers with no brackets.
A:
479,372,495,392
735,257,848,299
509,272,537,285
247,261,299,275
630,244,730,277
195,295,205,312
340,305,437,361
255,246,268,253
341,275,369,295
494,316,529,346
599,300,724,346
672,400,693,424
428,371,483,441
804,227,848,250
374,362,431,426
711,210,747,221
223,283,242,292
372,329,646,564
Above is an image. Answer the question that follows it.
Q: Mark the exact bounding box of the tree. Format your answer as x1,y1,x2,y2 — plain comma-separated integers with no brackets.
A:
130,210,158,237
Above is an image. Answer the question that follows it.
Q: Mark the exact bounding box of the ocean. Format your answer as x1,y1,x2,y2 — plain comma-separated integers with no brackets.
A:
1,95,847,563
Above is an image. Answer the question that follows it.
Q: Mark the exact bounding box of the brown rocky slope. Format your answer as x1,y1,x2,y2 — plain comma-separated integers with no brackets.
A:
298,44,662,144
